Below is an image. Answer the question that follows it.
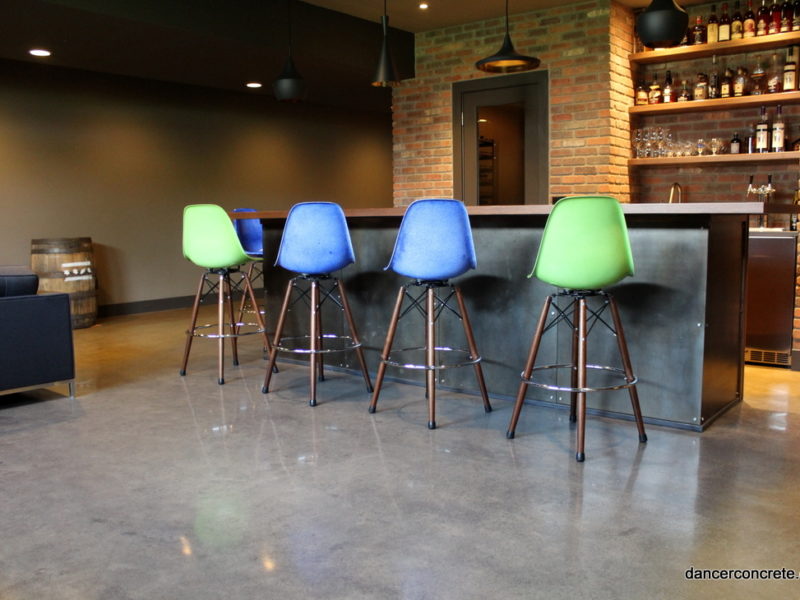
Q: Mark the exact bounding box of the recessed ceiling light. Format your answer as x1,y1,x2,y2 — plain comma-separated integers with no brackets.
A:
419,2,429,8
29,49,51,57
246,82,263,89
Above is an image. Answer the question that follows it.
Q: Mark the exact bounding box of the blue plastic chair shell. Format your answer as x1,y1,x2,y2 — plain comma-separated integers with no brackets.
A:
232,208,263,257
387,199,477,281
275,202,355,275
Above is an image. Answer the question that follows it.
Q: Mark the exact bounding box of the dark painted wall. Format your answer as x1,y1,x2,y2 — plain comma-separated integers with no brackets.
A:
0,60,393,307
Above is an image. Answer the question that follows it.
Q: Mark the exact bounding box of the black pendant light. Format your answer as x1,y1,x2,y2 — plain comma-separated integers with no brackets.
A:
635,0,689,49
372,0,400,87
273,0,306,102
476,0,540,73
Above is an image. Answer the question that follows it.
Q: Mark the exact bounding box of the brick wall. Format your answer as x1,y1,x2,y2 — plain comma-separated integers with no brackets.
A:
391,0,635,207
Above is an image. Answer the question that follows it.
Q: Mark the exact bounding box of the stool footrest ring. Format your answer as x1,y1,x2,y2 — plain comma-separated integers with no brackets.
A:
188,322,266,339
520,363,638,393
276,334,361,354
383,346,481,370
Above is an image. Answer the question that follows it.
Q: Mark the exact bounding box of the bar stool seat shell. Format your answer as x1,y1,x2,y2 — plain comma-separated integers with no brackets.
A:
532,195,634,290
183,204,250,269
276,202,355,275
387,198,477,281
232,207,264,259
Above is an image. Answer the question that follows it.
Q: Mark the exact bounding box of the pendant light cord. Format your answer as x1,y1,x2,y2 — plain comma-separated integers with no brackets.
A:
505,0,510,36
287,0,294,58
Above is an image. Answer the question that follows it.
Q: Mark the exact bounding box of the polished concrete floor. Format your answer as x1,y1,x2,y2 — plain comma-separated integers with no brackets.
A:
1,307,799,599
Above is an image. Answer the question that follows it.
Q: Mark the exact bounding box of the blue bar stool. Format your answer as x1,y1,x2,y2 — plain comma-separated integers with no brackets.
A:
262,202,372,406
180,204,271,384
506,196,647,462
368,198,492,429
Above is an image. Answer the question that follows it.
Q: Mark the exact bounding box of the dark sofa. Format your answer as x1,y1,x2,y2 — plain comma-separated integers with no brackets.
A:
0,266,75,398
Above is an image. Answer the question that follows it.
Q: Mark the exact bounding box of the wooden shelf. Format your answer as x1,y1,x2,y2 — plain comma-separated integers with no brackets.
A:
630,91,800,115
630,31,800,64
629,151,800,166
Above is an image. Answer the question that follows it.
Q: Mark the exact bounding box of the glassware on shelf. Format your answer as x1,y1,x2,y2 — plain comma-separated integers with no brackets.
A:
709,137,725,154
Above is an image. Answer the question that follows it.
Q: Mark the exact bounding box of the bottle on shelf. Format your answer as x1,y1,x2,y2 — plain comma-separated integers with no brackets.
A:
793,0,800,30
791,177,799,231
744,0,758,35
746,122,757,152
731,131,742,153
732,0,745,37
751,56,766,94
734,66,750,96
648,73,663,104
781,0,793,31
769,0,782,33
783,57,797,90
721,66,735,97
635,81,649,105
720,3,733,40
678,79,693,101
708,5,720,42
767,52,783,92
709,56,721,98
663,70,677,102
756,0,770,34
755,105,771,152
694,72,710,99
772,104,786,150
692,15,708,43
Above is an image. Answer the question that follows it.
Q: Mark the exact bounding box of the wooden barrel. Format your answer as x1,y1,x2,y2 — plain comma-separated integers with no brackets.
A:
31,237,97,329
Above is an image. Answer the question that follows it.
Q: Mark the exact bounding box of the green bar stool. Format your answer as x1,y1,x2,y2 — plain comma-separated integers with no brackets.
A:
180,204,272,384
506,196,647,462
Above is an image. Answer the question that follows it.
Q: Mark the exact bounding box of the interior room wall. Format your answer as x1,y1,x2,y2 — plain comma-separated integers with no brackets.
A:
0,60,393,310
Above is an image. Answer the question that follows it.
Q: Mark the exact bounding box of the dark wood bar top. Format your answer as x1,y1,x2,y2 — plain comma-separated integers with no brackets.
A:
232,202,798,219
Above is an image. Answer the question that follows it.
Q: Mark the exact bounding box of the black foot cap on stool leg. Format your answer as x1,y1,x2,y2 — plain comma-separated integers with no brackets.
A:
485,405,493,413
233,360,239,366
506,430,515,440
427,421,436,430
218,378,225,385
576,452,585,462
639,433,648,443
261,386,268,394
309,399,317,407
569,414,577,423
179,369,186,376
368,406,376,414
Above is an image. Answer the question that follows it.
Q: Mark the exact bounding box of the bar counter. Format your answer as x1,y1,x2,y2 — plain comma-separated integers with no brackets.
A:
244,202,785,431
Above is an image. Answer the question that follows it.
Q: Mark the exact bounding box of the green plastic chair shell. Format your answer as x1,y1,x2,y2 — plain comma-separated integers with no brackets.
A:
532,196,634,290
183,204,250,270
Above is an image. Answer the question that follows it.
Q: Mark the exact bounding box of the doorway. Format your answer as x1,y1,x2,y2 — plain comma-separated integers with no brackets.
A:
452,71,548,205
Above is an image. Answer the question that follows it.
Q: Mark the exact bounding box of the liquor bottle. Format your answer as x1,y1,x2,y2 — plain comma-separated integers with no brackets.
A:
635,81,649,105
721,66,734,96
730,131,742,153
794,0,800,29
709,56,721,98
734,66,750,95
772,104,786,151
751,57,766,94
769,0,782,32
708,5,720,42
663,70,677,102
783,58,797,90
767,52,783,92
720,3,733,39
732,0,745,37
781,0,793,30
694,72,709,99
746,123,756,152
648,73,663,104
755,105,770,152
756,0,770,34
744,0,757,35
678,80,693,101
692,15,708,43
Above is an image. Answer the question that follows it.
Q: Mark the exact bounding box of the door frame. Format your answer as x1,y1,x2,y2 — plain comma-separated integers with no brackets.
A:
452,71,549,205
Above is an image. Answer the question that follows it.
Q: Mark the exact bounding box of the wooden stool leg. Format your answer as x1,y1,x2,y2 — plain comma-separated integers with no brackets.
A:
309,280,320,407
217,272,226,385
224,274,239,367
338,278,373,393
608,295,648,443
570,301,579,423
426,286,437,429
316,301,325,382
180,272,207,376
575,298,587,462
454,286,491,413
369,286,405,413
263,280,293,393
243,269,274,359
235,263,255,333
507,296,552,439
